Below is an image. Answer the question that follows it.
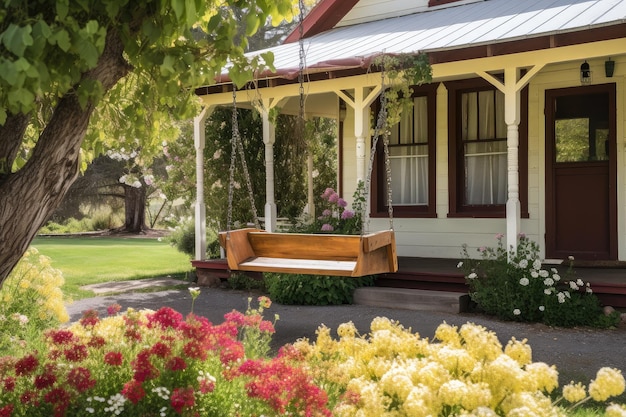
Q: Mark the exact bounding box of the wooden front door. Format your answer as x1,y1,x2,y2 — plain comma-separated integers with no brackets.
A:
545,84,617,260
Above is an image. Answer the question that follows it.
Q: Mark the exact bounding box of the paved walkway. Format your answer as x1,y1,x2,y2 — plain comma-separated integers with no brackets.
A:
67,280,626,400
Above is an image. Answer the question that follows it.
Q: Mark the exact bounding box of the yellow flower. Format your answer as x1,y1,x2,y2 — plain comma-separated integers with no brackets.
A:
589,368,625,402
402,384,435,417
459,323,502,362
337,321,357,338
524,362,559,393
432,345,476,375
562,381,587,403
505,337,532,366
434,322,461,347
606,403,626,417
438,379,468,406
380,365,414,400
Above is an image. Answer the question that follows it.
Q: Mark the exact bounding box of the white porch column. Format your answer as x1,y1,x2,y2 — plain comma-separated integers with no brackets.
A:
503,68,522,254
194,106,211,261
261,107,277,232
478,65,542,255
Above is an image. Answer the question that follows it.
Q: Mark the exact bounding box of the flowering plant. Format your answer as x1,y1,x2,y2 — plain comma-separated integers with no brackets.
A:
0,248,69,353
0,295,331,417
292,317,626,416
301,181,365,235
459,234,620,327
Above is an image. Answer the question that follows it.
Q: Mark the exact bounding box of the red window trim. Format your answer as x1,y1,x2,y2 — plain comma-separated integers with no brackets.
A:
371,84,438,219
445,78,529,219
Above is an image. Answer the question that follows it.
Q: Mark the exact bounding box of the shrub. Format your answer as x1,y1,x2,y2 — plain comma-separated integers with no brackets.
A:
265,273,375,305
167,218,220,258
228,272,266,291
0,248,69,353
459,234,620,328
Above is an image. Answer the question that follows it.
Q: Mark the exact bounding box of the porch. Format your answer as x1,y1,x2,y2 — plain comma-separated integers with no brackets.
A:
192,256,626,308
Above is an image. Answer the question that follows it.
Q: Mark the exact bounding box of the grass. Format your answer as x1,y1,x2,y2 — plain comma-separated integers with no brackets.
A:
31,236,193,300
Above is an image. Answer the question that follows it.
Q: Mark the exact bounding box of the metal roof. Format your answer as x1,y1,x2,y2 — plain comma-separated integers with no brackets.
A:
244,0,626,81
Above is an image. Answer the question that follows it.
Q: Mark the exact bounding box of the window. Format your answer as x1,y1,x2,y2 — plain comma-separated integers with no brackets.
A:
447,78,528,217
372,85,436,217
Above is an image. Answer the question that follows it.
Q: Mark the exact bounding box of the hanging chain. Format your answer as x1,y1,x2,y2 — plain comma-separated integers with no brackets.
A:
363,60,394,234
228,89,261,232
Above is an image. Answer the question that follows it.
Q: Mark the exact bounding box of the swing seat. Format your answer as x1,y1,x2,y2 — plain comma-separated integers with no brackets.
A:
219,228,398,277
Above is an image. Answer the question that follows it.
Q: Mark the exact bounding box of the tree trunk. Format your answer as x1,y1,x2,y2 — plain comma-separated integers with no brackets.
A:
0,28,131,284
124,185,147,233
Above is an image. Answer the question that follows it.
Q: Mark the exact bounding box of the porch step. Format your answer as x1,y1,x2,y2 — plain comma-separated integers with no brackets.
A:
353,287,470,314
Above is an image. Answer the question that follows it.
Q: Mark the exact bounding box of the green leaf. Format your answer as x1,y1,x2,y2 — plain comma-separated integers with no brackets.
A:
1,24,33,57
0,60,18,85
245,12,260,36
206,14,221,32
185,0,197,27
51,29,71,52
260,52,275,71
160,55,176,76
56,0,69,20
0,108,6,125
171,0,184,21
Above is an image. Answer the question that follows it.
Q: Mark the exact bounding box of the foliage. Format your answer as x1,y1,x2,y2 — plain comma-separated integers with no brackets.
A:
0,248,69,353
228,273,266,292
265,273,375,305
0,296,331,417
166,217,221,259
459,234,620,328
293,318,625,416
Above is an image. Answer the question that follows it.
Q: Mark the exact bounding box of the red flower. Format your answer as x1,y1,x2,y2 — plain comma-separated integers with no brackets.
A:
88,335,106,348
79,309,100,327
132,351,159,382
107,303,122,316
34,372,57,389
122,380,146,404
20,390,38,406
166,356,187,371
44,387,71,416
45,329,77,345
0,404,14,417
150,342,172,358
14,354,38,376
124,328,142,342
104,351,123,366
64,343,88,362
147,307,183,329
199,378,215,394
67,367,96,392
170,387,195,414
2,376,15,392
182,341,207,361
259,320,275,333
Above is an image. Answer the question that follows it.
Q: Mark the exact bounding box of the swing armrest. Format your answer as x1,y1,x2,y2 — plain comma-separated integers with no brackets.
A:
361,230,394,253
219,228,262,269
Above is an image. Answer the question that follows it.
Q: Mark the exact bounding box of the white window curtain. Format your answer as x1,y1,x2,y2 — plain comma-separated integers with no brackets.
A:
387,96,429,205
462,90,507,205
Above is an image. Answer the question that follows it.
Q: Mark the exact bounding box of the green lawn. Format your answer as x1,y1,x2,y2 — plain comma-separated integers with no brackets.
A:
31,236,193,299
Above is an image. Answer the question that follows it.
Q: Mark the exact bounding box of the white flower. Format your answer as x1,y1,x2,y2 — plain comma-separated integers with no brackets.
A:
543,277,554,287
533,259,542,270
544,289,552,295
457,261,463,268
86,408,95,414
468,272,477,280
557,292,566,303
553,273,561,281
551,268,558,274
576,278,584,287
518,259,528,269
143,174,154,186
568,255,575,261
569,281,579,290
213,150,222,159
119,175,127,184
519,277,529,286
513,309,521,316
539,270,549,278
586,287,593,294
539,305,545,311
312,169,319,178
131,180,142,188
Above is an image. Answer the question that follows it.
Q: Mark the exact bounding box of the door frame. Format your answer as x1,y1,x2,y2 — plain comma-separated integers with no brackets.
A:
545,83,617,260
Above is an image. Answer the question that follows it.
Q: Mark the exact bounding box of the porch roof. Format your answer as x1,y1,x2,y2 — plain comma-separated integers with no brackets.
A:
217,0,626,84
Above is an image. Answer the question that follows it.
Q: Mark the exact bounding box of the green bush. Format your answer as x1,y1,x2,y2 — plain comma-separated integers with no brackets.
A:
459,234,620,328
228,272,266,291
167,219,221,258
265,273,375,305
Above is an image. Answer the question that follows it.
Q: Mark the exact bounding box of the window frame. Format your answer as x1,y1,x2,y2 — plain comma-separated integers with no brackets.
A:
446,78,529,218
371,84,438,218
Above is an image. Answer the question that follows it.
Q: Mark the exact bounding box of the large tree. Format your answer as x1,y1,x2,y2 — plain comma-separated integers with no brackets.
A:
0,0,297,283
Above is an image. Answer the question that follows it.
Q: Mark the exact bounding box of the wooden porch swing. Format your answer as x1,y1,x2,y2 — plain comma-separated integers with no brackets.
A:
219,3,397,277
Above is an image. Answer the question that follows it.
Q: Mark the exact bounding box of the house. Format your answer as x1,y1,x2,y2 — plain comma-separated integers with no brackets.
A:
193,0,626,268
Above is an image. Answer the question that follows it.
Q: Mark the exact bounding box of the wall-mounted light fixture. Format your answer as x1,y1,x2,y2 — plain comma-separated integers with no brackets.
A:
580,61,592,85
605,58,615,78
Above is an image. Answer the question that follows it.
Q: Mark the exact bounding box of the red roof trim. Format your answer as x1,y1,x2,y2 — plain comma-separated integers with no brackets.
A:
283,0,360,44
428,0,465,6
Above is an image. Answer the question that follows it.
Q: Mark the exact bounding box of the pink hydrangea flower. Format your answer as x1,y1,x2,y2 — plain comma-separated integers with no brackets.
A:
341,210,354,220
321,224,334,232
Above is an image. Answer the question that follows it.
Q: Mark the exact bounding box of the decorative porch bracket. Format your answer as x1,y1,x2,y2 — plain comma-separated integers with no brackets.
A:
477,64,544,256
334,85,382,183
